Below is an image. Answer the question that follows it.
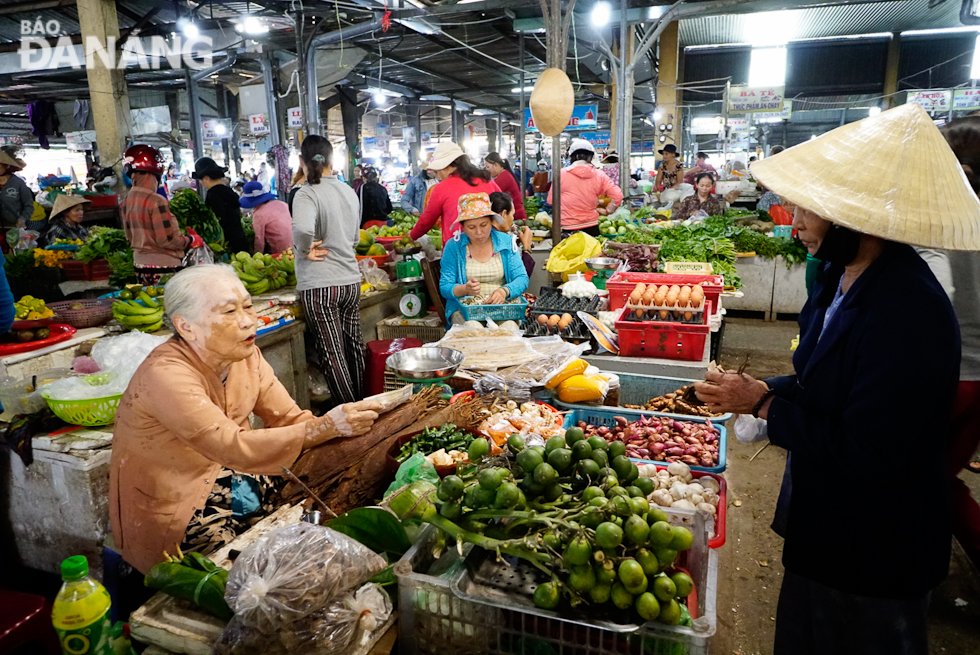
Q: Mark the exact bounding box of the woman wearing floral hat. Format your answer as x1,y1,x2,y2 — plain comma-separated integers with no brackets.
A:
694,104,979,655
439,192,529,325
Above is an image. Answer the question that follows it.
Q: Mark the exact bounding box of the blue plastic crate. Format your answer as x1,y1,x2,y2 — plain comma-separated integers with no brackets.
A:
552,372,733,423
562,406,727,473
457,297,528,322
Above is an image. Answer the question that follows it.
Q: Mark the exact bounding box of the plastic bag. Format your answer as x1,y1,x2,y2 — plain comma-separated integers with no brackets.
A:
545,232,602,277
733,414,769,443
182,244,214,267
7,228,39,253
224,523,386,633
384,452,440,498
90,331,169,386
215,583,392,655
358,259,392,290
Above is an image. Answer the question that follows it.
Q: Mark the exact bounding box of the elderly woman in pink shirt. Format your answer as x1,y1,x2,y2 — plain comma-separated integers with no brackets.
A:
240,180,293,254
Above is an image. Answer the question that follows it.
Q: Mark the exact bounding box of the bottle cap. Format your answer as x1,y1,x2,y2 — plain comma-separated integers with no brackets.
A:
61,555,89,581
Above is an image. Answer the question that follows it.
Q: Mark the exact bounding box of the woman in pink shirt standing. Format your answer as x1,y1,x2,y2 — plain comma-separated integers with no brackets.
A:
409,141,500,243
240,180,293,254
548,138,623,236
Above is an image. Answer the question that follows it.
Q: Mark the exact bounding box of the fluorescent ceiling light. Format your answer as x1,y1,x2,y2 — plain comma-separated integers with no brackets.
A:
591,2,611,28
972,34,980,80
236,16,269,35
747,11,798,46
511,86,535,93
420,94,450,101
177,18,199,39
748,46,787,87
647,7,666,20
373,91,387,105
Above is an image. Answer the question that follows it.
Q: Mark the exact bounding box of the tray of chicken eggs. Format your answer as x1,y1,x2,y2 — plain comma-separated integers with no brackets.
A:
623,283,707,324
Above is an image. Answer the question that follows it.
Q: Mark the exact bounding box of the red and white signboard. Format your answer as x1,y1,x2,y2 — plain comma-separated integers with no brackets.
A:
249,113,270,135
287,107,303,129
727,86,785,114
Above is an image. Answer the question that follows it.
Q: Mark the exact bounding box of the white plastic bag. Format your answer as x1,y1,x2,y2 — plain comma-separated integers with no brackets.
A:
182,244,214,267
733,414,769,443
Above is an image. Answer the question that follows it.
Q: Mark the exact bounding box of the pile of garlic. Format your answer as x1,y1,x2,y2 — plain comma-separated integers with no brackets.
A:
638,460,721,518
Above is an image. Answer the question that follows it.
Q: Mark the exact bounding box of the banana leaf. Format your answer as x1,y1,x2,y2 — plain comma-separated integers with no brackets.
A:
144,556,232,620
327,506,411,560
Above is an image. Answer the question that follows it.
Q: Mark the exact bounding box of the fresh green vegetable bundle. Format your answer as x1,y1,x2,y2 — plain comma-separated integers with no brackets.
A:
76,227,129,263
170,189,225,247
145,548,232,619
388,427,698,626
396,424,476,463
107,248,135,286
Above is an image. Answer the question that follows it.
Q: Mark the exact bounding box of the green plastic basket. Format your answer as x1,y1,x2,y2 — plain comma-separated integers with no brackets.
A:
44,394,122,427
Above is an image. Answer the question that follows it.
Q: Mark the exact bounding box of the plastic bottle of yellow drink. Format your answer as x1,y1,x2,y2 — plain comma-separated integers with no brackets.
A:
51,555,112,655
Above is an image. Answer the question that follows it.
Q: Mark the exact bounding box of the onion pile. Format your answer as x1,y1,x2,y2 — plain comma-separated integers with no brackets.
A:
573,415,720,468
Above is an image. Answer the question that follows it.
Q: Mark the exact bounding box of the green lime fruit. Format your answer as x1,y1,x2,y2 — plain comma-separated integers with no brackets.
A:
625,515,651,546
595,522,624,550
547,448,573,473
541,532,561,550
635,592,661,622
591,449,610,468
636,548,660,576
654,547,678,569
610,582,634,610
533,462,559,486
533,581,561,610
618,559,648,595
652,575,677,602
467,438,490,463
577,458,601,479
629,496,651,517
571,440,593,461
507,433,526,453
438,475,464,501
545,435,567,453
494,482,521,509
627,485,645,498
564,426,585,444
658,598,681,625
634,477,655,496
671,571,694,598
589,496,609,508
567,566,596,594
464,484,496,508
439,501,462,520
587,436,608,452
582,486,605,502
648,508,670,525
610,495,632,518
478,467,507,491
612,455,633,480
542,482,564,502
600,472,618,490
596,561,617,585
624,462,640,483
589,583,612,604
607,486,629,498
608,440,627,459
648,521,674,547
578,506,604,528
669,525,694,551
517,447,544,474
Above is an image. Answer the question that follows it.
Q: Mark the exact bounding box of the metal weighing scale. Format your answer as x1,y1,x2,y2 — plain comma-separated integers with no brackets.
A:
584,257,621,290
395,253,427,318
385,347,464,396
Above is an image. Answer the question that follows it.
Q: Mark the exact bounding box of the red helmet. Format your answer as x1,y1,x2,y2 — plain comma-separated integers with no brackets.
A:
124,144,164,176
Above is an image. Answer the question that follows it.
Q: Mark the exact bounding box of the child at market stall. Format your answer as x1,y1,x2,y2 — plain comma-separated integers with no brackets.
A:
489,191,534,276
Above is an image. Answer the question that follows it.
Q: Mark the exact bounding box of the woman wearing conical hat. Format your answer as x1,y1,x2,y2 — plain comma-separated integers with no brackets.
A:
42,194,90,246
694,104,979,654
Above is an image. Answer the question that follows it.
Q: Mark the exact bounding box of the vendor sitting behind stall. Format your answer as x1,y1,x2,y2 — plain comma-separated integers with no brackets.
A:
671,172,741,222
439,192,528,325
42,194,90,246
109,264,382,574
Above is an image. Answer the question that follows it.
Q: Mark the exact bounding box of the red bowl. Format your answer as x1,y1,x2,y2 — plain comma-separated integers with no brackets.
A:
385,428,476,478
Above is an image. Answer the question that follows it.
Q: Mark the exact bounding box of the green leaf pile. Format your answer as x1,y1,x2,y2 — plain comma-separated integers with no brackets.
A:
170,188,225,247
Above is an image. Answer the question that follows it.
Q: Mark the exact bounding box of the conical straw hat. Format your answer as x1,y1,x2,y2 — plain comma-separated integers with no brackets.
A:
530,68,574,137
750,103,980,250
50,194,90,220
0,150,23,170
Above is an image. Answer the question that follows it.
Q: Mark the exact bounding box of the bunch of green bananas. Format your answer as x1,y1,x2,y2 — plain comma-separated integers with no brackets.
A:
230,251,297,296
112,290,164,332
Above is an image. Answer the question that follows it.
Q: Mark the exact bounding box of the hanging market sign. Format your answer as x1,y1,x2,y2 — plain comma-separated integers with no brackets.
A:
906,89,952,114
248,113,270,135
752,100,793,123
202,118,232,140
727,86,785,114
691,116,725,135
65,130,97,151
580,130,611,149
953,88,980,112
524,105,598,132
286,107,303,129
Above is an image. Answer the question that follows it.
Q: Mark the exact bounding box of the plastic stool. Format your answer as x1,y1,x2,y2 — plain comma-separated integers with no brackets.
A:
0,589,60,655
365,338,422,395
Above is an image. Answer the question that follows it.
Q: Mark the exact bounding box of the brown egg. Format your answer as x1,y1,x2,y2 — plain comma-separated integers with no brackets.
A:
547,314,561,328
558,313,573,330
537,314,549,326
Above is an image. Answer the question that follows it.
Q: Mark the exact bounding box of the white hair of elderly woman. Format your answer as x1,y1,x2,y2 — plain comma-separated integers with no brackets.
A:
163,264,245,327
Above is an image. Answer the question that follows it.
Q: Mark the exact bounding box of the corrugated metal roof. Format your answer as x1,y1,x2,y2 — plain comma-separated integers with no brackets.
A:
679,0,965,47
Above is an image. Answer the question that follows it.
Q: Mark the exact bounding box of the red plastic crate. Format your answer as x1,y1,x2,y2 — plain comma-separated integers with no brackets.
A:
615,308,709,360
61,259,110,281
607,272,725,314
84,194,117,209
